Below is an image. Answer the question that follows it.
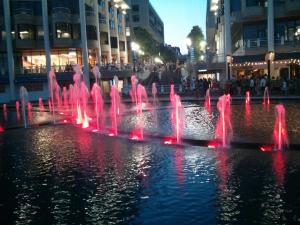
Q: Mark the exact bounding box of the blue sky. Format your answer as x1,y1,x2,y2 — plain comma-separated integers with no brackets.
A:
150,0,207,54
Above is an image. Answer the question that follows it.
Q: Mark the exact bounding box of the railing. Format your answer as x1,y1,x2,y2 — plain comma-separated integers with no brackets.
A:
51,7,71,14
86,10,95,17
99,18,107,24
13,8,33,15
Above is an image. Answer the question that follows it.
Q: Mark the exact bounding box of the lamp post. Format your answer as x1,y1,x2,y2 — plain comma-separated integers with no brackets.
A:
131,42,140,72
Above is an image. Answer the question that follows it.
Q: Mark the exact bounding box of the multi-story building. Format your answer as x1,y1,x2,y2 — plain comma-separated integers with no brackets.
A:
206,0,300,84
126,0,164,44
0,0,130,102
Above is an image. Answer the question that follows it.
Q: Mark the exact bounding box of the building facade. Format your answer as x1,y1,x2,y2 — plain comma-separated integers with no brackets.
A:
126,0,164,44
206,0,300,83
0,0,130,102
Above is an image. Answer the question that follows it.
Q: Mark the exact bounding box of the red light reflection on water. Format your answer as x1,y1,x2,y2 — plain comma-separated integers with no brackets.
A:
272,152,286,187
130,128,144,141
163,137,177,145
175,148,184,185
216,150,229,189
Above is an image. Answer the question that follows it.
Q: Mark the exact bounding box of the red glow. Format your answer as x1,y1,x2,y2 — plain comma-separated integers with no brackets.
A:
27,102,32,111
0,126,4,132
108,132,115,137
63,119,68,123
260,145,273,152
163,137,177,145
82,111,89,128
16,101,20,111
92,129,98,132
273,104,288,150
39,97,45,112
272,152,286,186
60,112,64,115
245,91,250,104
76,103,83,124
130,129,144,141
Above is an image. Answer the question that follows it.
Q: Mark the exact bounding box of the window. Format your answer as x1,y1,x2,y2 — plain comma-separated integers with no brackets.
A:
118,25,123,34
36,26,44,40
109,20,115,30
98,0,105,8
99,13,106,24
132,4,139,12
100,32,109,45
119,41,125,51
17,24,35,40
246,0,265,7
87,25,97,40
132,15,140,22
72,24,81,39
110,36,118,48
55,23,72,39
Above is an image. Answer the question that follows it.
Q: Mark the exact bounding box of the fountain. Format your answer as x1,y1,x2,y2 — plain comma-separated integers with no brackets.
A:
63,87,68,111
152,83,158,105
164,94,184,145
215,94,232,148
130,75,138,104
273,104,288,151
170,84,175,103
16,101,20,111
109,84,121,136
91,83,104,131
130,84,148,141
204,88,211,112
39,97,45,112
3,104,7,121
263,87,270,105
245,91,250,104
48,69,56,123
20,86,29,128
80,81,90,129
92,64,101,85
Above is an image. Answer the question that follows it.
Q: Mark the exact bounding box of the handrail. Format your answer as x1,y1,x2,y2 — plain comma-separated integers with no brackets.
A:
51,7,71,14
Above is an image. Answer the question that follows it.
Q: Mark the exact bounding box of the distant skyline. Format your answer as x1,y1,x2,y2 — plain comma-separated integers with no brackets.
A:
150,0,207,54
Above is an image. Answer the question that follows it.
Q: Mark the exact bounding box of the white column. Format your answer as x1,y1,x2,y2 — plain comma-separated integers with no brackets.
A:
122,13,128,64
224,0,232,80
79,0,90,88
224,0,232,56
267,0,274,52
93,0,102,65
105,0,112,63
42,0,51,78
113,7,121,64
3,0,15,101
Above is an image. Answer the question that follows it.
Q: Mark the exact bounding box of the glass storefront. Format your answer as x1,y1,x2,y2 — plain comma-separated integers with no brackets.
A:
17,48,97,74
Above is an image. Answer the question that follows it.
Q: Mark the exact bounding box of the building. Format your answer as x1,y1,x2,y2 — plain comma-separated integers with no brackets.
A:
206,0,300,84
126,0,164,44
0,0,131,102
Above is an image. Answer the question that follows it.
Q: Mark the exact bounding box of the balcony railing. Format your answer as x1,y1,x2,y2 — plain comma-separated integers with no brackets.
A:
13,8,33,15
86,10,95,17
51,7,71,14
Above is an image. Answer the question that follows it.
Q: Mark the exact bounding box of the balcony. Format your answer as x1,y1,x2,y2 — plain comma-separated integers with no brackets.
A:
51,7,72,21
242,6,265,20
286,0,300,15
13,8,34,22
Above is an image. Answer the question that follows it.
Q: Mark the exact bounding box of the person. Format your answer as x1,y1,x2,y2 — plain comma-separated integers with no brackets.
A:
282,78,288,95
249,77,255,95
236,78,242,96
260,76,266,93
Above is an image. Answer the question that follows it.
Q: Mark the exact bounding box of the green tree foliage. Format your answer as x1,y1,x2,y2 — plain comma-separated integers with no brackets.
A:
133,27,177,63
187,26,205,61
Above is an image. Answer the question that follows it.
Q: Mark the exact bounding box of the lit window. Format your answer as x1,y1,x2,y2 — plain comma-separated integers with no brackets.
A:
56,23,72,39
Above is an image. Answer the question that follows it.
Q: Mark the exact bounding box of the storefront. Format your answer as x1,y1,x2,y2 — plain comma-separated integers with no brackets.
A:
17,48,97,74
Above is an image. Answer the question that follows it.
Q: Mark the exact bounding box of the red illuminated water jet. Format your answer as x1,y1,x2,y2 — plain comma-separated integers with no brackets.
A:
263,87,270,105
16,101,20,111
204,88,211,113
110,84,121,136
273,104,288,151
245,91,250,104
170,94,184,144
39,97,45,112
215,95,232,148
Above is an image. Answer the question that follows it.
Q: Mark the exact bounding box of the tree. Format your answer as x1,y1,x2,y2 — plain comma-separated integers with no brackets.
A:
187,26,205,62
132,27,177,63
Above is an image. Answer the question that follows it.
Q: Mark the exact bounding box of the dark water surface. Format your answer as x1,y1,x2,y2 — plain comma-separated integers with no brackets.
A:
1,125,300,225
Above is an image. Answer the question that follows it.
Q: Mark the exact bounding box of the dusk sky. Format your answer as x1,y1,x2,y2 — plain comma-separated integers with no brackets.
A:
150,0,207,54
